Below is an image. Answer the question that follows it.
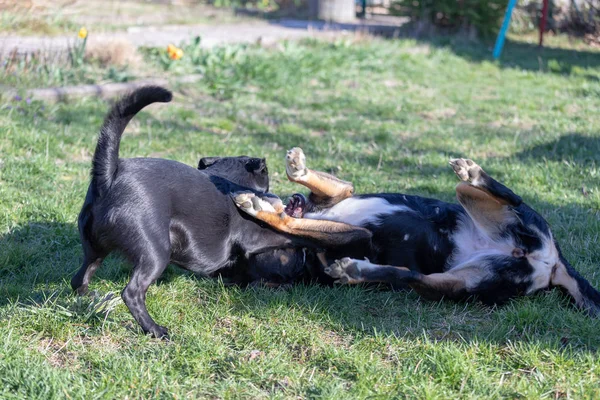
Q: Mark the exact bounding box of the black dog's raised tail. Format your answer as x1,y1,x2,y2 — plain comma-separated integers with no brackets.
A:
92,86,172,196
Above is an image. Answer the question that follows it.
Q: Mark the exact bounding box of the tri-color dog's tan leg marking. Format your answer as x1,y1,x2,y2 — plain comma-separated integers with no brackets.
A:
550,260,600,317
233,192,371,246
286,147,354,205
451,158,520,239
455,182,518,238
409,271,471,301
551,261,583,305
450,157,522,207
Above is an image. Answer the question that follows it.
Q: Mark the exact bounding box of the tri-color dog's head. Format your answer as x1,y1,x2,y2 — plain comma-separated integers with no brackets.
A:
455,181,600,316
198,156,269,192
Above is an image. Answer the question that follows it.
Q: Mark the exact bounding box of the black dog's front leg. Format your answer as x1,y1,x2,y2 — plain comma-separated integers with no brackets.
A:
121,250,170,339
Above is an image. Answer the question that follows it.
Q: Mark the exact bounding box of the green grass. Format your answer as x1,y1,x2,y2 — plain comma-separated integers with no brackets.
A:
1,36,600,398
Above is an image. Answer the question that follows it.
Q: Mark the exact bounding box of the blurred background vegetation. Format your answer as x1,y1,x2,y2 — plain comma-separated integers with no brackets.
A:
2,0,600,39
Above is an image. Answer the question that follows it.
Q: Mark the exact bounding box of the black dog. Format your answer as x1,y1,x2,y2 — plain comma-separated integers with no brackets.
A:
71,87,371,338
234,147,600,315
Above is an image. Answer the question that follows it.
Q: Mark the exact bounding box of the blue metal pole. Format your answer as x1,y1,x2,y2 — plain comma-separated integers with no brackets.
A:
493,0,518,60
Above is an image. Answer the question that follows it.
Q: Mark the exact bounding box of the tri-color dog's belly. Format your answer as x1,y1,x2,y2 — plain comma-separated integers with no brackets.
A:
304,195,458,275
304,196,413,226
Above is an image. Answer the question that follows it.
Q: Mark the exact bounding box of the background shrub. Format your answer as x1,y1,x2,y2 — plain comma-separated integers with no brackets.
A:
393,0,509,38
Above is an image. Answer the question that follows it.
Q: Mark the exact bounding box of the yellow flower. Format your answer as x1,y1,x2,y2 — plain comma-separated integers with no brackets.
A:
78,27,87,39
167,44,183,61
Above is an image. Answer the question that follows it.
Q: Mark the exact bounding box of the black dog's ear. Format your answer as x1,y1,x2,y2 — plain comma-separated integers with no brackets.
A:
198,157,221,170
258,158,267,172
245,158,267,173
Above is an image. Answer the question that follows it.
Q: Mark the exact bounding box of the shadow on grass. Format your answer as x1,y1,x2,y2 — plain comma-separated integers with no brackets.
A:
0,221,198,308
515,132,600,163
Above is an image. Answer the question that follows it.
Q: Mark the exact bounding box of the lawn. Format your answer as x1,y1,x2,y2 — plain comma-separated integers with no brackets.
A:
1,36,600,398
0,0,246,36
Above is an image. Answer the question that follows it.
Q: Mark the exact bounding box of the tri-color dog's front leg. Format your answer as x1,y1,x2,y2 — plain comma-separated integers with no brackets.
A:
233,192,371,247
325,258,472,301
286,147,354,208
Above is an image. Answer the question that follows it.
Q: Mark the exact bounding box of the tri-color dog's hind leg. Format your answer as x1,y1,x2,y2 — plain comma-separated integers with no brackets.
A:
551,255,600,317
450,158,523,239
286,147,354,207
233,192,371,247
450,158,522,207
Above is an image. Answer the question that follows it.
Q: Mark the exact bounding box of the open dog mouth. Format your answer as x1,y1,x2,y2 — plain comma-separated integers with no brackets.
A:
284,193,306,218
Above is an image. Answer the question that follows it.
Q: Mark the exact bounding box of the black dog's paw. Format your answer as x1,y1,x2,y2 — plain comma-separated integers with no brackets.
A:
324,258,366,284
147,324,170,340
449,158,483,184
286,147,308,181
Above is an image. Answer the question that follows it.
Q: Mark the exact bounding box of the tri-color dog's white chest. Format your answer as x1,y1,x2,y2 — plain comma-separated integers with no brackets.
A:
449,217,558,293
448,217,515,268
304,197,412,226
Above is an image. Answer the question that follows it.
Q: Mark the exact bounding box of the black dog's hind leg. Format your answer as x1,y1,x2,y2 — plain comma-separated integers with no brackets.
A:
121,245,171,339
71,236,106,295
71,256,104,295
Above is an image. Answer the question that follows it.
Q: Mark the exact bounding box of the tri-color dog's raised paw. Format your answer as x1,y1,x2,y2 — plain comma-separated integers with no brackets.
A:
449,158,483,184
286,147,308,182
232,192,276,217
324,257,366,284
232,192,285,217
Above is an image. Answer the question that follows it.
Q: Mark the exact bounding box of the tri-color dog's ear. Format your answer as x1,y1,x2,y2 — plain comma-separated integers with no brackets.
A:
551,256,600,317
455,182,518,239
198,157,221,170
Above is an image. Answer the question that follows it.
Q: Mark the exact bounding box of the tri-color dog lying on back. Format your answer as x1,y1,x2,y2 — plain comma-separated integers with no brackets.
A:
234,147,600,315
